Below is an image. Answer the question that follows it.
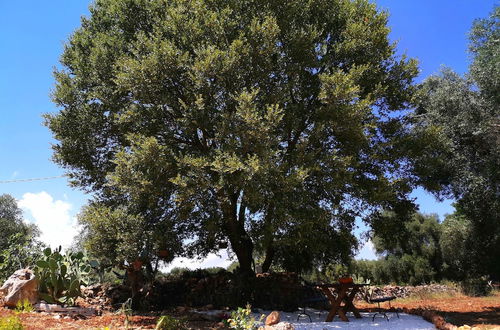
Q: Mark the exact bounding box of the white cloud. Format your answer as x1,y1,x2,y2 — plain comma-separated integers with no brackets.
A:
18,191,78,250
164,250,234,272
11,171,19,179
355,239,377,260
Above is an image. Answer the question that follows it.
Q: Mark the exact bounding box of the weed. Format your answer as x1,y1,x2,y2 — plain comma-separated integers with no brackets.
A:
120,298,133,329
397,290,462,303
155,315,188,330
0,315,24,330
227,304,264,330
15,299,34,313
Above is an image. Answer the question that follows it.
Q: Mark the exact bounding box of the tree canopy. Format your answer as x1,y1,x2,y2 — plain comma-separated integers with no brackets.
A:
46,0,421,276
0,194,39,251
0,194,44,281
414,5,499,278
0,194,28,251
371,212,442,285
77,202,181,274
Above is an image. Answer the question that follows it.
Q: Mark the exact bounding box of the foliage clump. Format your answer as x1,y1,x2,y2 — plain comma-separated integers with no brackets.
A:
412,4,499,279
155,315,188,330
14,299,34,314
46,0,420,281
0,315,23,330
0,194,45,282
35,246,98,305
460,278,493,297
227,305,264,330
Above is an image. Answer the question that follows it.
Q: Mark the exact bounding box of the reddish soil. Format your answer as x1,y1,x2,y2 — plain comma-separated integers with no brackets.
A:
357,292,500,329
0,308,224,329
1,292,498,329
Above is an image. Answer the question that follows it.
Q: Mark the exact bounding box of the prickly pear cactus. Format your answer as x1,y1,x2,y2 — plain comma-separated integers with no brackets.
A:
34,246,99,306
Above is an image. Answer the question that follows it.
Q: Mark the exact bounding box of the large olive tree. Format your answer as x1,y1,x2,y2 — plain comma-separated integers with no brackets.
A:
46,0,420,277
414,5,499,278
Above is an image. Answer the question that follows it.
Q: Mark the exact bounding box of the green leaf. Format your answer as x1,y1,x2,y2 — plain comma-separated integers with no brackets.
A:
57,278,64,293
54,252,63,261
39,293,55,304
69,279,80,293
49,258,57,270
36,260,49,269
43,248,52,257
60,264,67,277
51,274,58,290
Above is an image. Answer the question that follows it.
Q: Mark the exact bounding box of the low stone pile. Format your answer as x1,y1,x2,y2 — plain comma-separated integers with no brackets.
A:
150,271,302,311
81,276,460,312
253,273,302,311
363,284,459,300
81,284,131,310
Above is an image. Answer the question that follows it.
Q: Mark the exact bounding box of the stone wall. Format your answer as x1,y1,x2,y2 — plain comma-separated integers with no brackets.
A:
360,284,460,300
81,274,460,311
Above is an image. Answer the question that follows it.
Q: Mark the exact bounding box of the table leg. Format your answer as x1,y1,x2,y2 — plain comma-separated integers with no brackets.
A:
322,286,348,322
337,307,349,322
343,287,362,319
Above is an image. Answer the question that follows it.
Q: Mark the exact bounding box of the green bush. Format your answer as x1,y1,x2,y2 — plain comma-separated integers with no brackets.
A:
227,305,264,330
0,315,24,330
155,315,187,330
460,278,492,297
349,254,437,286
0,194,46,283
14,299,34,313
167,267,227,280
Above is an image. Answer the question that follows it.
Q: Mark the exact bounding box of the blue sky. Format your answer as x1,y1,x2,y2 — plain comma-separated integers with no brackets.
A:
0,1,496,265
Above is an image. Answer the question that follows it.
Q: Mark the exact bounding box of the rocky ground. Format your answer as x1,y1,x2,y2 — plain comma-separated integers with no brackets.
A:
357,291,500,329
1,289,499,329
1,272,498,329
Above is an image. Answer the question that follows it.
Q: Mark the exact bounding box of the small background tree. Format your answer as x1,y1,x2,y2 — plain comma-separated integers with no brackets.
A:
0,194,45,282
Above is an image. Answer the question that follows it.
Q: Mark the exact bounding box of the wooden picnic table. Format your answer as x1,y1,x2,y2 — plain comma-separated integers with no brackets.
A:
316,283,367,322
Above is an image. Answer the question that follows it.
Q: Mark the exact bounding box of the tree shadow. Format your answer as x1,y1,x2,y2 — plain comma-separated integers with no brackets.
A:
440,307,500,327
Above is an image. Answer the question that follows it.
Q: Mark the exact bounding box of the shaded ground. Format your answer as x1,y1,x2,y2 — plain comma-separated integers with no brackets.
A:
0,308,224,330
251,310,433,329
357,291,500,329
1,291,499,329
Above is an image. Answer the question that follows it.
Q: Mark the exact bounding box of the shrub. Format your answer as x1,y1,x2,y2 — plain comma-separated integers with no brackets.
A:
120,298,133,329
0,315,23,330
155,315,187,330
14,299,33,313
461,278,492,297
227,304,264,330
167,267,227,280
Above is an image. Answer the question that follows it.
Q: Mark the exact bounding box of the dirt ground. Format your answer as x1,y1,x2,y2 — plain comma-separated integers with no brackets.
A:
1,292,499,329
0,307,222,330
357,291,500,329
